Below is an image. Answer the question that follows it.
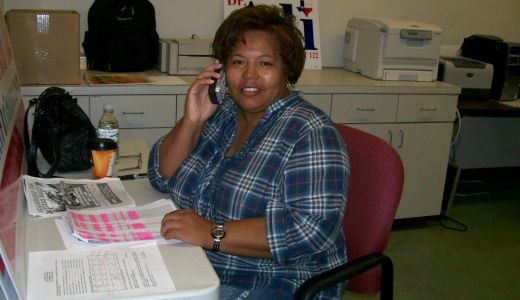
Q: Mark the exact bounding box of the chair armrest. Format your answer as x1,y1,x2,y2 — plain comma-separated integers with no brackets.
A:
294,253,393,300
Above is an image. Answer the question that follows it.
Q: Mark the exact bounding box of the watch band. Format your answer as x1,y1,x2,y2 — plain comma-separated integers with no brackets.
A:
211,222,225,252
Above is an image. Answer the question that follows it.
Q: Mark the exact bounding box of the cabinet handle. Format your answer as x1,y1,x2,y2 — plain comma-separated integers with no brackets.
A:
387,130,393,145
356,107,376,112
398,130,404,148
122,111,145,115
420,107,437,112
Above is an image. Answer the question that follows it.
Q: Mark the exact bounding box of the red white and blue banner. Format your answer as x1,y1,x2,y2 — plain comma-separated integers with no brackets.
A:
224,0,322,69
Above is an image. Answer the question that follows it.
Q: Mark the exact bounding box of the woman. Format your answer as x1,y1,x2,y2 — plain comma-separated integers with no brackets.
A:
149,5,349,299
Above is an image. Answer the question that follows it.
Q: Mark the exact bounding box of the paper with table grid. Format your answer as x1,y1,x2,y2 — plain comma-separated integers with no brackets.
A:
27,242,176,300
63,199,176,245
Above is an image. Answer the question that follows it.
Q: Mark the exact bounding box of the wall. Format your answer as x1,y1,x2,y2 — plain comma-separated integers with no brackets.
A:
5,0,520,67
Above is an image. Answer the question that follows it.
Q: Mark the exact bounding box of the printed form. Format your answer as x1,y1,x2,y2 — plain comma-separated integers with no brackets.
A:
27,242,176,300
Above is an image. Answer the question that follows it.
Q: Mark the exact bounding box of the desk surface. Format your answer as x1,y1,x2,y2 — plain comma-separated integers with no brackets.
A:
18,140,220,300
21,68,461,96
458,99,520,117
21,179,220,300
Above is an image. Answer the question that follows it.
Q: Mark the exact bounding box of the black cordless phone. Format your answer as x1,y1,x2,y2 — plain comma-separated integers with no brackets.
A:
208,66,227,105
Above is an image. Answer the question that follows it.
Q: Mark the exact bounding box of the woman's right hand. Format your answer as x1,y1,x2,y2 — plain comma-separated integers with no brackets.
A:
156,62,224,180
183,62,224,126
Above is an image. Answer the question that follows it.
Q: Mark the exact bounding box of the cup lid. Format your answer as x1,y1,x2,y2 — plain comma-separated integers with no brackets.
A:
88,138,118,150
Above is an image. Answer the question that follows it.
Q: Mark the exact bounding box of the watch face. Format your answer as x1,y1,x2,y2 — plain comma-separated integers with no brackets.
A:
212,227,225,239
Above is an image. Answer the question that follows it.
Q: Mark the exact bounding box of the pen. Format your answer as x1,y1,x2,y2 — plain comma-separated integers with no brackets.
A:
118,173,148,180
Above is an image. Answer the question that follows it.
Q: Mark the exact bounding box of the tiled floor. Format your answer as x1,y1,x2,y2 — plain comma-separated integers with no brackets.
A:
344,169,520,299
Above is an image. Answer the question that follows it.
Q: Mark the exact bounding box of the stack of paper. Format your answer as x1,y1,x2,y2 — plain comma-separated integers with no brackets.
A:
63,199,176,245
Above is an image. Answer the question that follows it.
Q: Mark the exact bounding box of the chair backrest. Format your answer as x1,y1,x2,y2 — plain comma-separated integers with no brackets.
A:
335,124,404,294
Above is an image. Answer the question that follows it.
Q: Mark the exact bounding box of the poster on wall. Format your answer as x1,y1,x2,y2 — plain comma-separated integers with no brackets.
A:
0,8,24,300
223,0,322,69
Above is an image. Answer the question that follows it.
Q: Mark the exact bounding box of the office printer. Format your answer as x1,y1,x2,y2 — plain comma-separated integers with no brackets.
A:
344,17,442,81
438,56,493,100
158,37,214,75
460,34,520,100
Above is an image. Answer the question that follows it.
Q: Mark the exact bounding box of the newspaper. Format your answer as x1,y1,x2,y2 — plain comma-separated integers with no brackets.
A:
22,175,136,218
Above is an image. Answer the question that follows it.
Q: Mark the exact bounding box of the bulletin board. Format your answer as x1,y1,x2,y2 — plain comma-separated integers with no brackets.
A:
223,0,322,69
0,3,25,299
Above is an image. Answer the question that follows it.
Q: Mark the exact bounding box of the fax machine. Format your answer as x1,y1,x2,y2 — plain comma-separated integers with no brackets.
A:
438,56,493,100
344,17,442,81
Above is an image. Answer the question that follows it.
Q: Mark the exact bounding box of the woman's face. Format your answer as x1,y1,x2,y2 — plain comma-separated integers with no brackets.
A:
226,30,290,115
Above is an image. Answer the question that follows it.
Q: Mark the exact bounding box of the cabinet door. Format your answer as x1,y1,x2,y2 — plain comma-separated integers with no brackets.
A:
331,94,398,123
305,94,332,116
90,95,176,128
397,94,457,122
392,123,453,218
119,128,172,148
347,122,453,219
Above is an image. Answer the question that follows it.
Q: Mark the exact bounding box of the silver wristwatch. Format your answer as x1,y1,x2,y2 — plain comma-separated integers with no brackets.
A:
211,222,225,252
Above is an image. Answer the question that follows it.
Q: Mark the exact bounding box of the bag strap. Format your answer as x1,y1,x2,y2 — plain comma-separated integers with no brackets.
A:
23,96,61,178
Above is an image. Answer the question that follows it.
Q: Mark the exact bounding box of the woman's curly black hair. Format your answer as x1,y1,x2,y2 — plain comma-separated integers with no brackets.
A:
212,5,306,84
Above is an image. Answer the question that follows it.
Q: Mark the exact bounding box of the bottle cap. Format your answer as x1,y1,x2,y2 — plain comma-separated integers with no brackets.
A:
103,104,114,112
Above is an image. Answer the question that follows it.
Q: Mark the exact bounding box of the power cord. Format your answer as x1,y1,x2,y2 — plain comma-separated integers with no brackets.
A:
439,179,490,232
454,180,490,197
449,108,462,165
439,215,468,232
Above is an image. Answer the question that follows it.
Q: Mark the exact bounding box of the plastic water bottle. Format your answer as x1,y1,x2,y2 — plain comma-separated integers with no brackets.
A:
97,104,119,160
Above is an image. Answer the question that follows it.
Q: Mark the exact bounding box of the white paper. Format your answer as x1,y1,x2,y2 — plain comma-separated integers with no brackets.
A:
27,242,176,300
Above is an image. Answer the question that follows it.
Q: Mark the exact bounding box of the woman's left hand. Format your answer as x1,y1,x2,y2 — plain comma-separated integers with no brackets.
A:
161,209,213,248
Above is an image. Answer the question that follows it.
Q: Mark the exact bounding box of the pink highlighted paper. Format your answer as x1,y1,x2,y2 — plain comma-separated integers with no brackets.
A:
65,199,176,244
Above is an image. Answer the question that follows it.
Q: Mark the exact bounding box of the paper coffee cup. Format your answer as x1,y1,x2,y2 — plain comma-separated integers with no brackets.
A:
88,138,118,179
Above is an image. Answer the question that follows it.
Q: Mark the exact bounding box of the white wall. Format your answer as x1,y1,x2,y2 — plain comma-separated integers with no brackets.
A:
5,0,520,67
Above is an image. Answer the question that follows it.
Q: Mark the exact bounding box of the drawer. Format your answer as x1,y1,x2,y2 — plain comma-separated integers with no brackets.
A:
90,95,176,128
397,95,458,122
331,94,398,123
119,128,171,148
305,94,332,116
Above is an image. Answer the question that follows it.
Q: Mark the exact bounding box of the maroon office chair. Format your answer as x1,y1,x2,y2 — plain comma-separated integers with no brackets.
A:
295,124,404,300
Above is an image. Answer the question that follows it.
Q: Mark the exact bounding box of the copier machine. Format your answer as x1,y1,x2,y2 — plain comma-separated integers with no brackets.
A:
344,17,442,81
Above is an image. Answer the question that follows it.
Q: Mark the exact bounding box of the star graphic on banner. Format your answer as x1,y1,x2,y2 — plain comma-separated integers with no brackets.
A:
296,0,313,17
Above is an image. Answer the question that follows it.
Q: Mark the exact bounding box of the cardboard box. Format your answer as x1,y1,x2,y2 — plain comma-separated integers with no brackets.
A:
164,38,214,75
6,9,80,85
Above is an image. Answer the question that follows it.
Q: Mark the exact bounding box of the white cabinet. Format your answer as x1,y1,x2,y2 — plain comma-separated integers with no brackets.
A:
349,122,453,218
305,94,332,115
90,95,176,146
331,94,458,219
22,91,181,148
21,68,459,219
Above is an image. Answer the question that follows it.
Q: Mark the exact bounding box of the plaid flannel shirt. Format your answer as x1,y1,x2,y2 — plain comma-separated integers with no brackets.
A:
149,92,349,299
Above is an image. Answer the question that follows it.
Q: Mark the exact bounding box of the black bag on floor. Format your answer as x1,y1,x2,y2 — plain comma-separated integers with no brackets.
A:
24,87,97,177
82,0,159,72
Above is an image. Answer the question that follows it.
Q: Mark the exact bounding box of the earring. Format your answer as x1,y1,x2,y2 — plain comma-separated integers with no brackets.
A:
286,81,293,91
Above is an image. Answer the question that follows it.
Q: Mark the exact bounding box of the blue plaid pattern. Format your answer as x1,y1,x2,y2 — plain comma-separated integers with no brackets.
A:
149,92,349,299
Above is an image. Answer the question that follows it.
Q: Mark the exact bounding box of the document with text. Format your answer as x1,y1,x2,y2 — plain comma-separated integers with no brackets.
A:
23,175,136,218
27,242,176,300
62,199,177,245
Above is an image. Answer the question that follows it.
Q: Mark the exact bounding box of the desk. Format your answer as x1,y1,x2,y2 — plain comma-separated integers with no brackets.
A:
16,140,220,300
22,68,461,219
442,99,520,215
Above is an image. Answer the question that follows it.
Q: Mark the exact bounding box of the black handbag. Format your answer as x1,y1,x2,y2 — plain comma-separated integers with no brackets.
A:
24,87,98,177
